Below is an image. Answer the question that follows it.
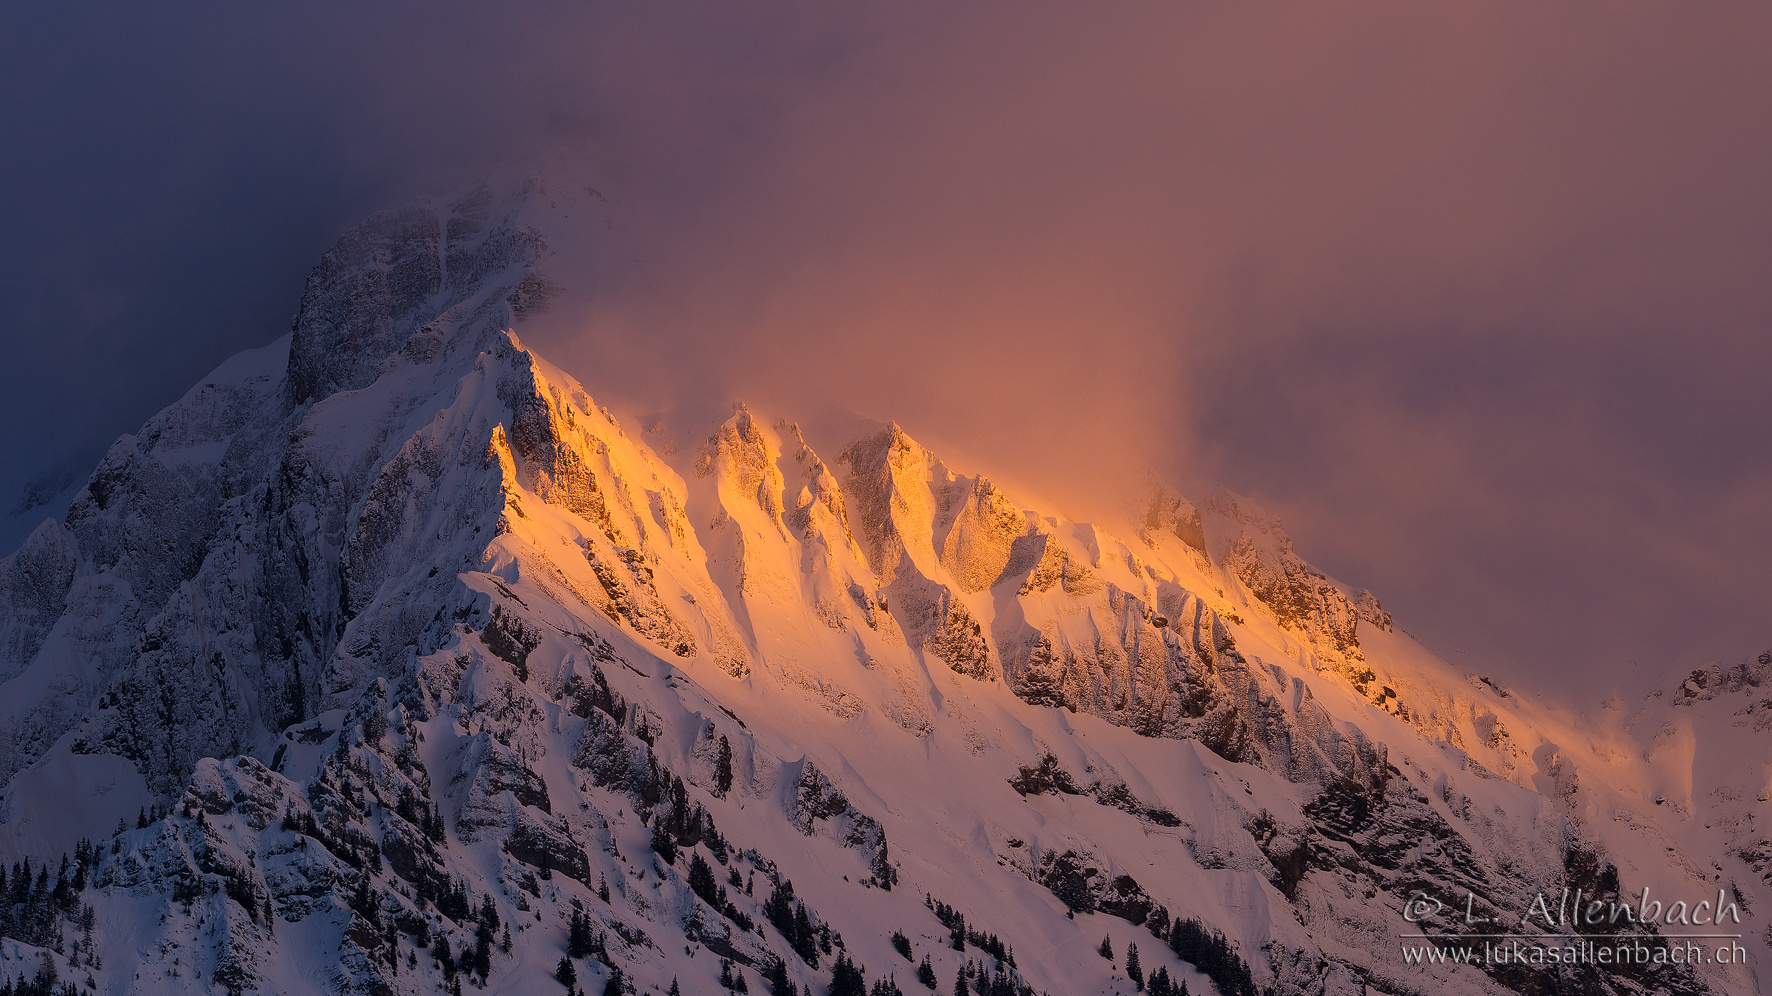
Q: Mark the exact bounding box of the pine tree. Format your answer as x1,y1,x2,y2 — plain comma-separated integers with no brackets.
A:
891,930,912,960
556,956,578,989
1148,967,1183,996
669,980,682,996
792,902,820,967
829,951,867,996
473,920,494,978
916,955,937,990
689,852,719,906
1098,935,1114,961
716,735,734,796
434,934,454,977
598,874,611,903
603,965,627,996
766,956,793,996
33,953,55,994
569,909,600,959
951,969,967,996
1126,942,1143,991
764,880,796,933
650,822,677,864
351,876,376,923
1168,918,1253,996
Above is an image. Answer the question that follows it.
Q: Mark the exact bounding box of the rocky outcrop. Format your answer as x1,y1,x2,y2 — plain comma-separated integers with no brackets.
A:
1141,482,1205,553
287,182,547,405
786,762,897,889
0,519,77,681
937,476,1027,594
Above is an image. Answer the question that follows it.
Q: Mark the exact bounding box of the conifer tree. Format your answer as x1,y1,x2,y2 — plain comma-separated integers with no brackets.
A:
829,951,867,996
766,956,793,996
689,852,719,906
792,902,820,967
569,908,603,960
434,934,454,977
650,822,677,864
716,735,734,796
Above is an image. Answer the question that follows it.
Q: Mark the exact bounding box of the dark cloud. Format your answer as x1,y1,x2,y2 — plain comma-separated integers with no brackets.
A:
3,3,1768,699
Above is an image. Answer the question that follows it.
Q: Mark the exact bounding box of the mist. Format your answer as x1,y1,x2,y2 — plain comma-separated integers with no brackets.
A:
3,2,1769,699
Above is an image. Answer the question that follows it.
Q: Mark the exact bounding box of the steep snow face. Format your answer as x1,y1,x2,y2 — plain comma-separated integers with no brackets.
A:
0,182,1762,996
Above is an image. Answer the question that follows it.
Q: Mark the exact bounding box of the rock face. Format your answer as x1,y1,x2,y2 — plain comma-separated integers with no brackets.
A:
0,180,1758,996
0,519,78,681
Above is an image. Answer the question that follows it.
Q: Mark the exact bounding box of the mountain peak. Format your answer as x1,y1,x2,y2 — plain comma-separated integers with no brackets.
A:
0,187,1756,995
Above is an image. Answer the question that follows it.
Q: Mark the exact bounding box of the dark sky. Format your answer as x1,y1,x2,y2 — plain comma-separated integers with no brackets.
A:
3,3,1769,701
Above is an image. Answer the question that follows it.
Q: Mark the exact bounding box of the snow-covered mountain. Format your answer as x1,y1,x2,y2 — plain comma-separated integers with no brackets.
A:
0,178,1765,996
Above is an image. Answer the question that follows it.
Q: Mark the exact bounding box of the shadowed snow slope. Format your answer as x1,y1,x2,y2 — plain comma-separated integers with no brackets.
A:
0,179,1763,996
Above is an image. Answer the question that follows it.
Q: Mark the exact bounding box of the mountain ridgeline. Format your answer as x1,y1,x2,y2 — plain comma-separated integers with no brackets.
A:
0,180,1761,996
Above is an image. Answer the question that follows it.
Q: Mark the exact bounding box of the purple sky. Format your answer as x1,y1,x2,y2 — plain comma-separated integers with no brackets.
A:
2,3,1769,700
